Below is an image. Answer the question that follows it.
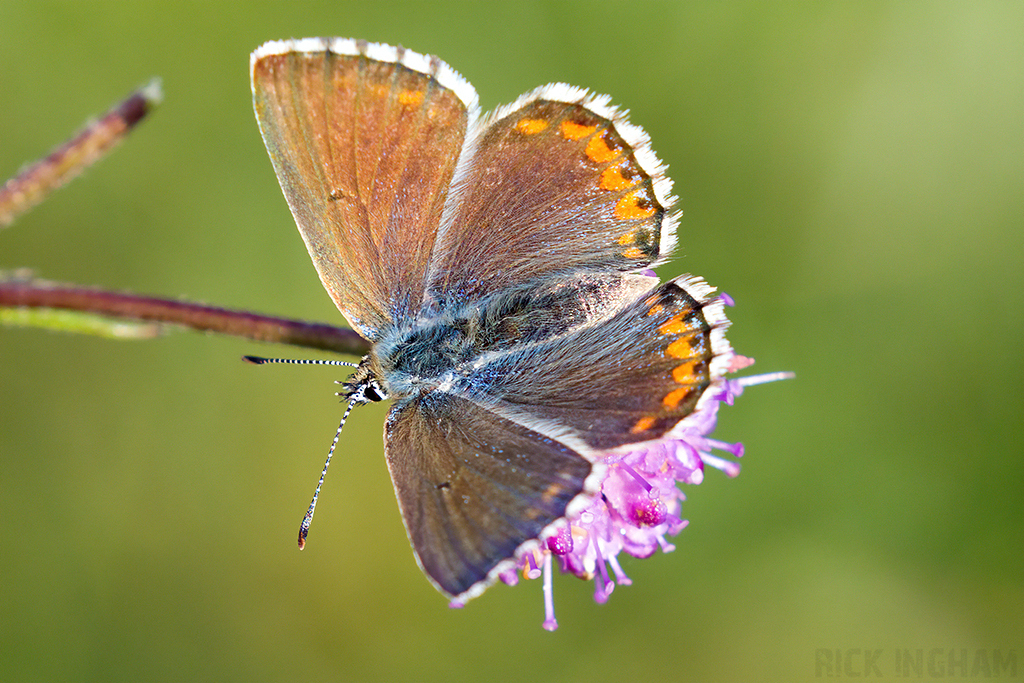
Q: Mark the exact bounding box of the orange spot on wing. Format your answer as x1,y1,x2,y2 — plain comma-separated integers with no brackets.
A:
646,303,665,316
600,165,636,191
666,336,695,359
540,482,566,504
658,315,686,335
398,89,424,106
622,247,644,259
516,118,549,135
560,120,596,140
585,133,620,163
617,231,636,245
631,415,658,433
672,361,700,384
615,191,656,220
662,386,692,410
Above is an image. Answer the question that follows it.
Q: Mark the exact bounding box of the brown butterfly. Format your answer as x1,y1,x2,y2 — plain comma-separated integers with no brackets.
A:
250,38,724,604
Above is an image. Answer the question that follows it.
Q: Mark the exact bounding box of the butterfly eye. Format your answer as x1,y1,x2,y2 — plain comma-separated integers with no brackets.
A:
364,381,388,402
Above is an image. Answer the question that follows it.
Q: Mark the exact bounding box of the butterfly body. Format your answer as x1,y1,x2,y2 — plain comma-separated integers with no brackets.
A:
251,38,731,602
371,271,648,390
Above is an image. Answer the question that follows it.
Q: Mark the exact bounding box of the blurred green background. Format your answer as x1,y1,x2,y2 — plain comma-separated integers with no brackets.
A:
2,2,1021,681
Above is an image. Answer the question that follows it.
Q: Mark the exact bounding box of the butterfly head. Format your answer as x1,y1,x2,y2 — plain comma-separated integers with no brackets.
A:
338,356,389,405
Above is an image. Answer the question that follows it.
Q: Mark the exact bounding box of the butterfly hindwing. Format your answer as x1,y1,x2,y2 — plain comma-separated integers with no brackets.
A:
465,276,731,451
425,87,678,306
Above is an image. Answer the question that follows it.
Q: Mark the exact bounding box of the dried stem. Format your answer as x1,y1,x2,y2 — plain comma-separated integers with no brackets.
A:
0,80,163,228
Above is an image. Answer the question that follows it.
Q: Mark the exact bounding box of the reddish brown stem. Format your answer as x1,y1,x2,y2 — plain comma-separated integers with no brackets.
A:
0,279,369,356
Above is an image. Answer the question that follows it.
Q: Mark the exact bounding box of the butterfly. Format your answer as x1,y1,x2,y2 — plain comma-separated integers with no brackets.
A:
249,38,726,605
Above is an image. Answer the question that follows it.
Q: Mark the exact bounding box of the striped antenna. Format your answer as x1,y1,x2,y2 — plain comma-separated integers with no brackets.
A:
243,355,359,369
243,354,362,548
297,399,358,549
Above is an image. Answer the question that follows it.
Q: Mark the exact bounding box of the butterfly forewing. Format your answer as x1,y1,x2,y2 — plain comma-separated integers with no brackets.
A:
251,39,476,339
384,393,593,600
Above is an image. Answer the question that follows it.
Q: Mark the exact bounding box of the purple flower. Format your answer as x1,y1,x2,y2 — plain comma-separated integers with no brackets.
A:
444,290,791,630
507,309,793,629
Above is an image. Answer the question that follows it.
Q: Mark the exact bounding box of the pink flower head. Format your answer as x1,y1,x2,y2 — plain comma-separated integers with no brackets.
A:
508,291,792,630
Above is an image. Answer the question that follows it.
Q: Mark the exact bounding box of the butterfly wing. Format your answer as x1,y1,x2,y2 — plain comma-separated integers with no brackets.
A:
424,86,678,306
251,39,479,339
465,275,734,451
384,392,596,601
